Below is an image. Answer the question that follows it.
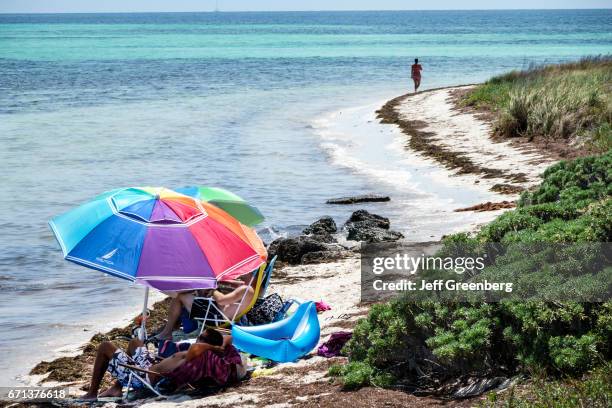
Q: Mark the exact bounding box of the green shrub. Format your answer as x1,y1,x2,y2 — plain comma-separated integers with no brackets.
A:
519,152,612,207
549,334,602,373
479,211,543,242
340,361,375,390
340,151,611,391
328,363,344,377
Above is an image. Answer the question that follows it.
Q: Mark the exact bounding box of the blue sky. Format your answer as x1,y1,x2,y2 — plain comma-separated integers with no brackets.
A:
0,0,609,13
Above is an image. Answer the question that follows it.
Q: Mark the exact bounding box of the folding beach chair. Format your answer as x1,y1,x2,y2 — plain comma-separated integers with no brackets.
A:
118,338,248,401
117,362,223,401
118,363,165,400
257,255,277,299
231,255,278,324
193,256,277,331
227,255,278,326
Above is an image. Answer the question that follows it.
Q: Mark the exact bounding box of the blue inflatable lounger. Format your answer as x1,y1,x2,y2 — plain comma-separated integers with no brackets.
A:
231,301,320,363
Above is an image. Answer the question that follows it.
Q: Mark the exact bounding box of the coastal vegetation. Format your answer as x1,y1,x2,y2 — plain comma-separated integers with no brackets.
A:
483,363,611,407
462,56,612,153
333,120,611,399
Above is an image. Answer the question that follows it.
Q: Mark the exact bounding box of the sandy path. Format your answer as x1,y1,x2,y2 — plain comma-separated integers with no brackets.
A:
393,86,555,194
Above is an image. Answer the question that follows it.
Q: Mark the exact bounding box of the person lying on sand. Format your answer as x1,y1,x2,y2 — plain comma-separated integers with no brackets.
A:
82,328,246,401
411,58,422,93
155,274,257,340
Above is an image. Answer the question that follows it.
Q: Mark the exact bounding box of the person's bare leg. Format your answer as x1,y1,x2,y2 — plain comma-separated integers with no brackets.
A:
82,341,118,400
156,293,194,339
98,338,144,398
98,381,123,398
127,338,144,355
216,286,254,319
152,351,187,375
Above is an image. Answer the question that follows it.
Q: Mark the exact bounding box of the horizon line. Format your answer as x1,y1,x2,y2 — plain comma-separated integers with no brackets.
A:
1,8,611,15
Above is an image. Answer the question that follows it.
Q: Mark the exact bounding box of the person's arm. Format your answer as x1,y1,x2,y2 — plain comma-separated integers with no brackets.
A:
185,343,224,361
221,334,233,349
212,286,252,306
223,279,244,287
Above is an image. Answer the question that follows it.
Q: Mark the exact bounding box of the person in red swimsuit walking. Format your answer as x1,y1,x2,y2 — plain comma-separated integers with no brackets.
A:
411,58,422,93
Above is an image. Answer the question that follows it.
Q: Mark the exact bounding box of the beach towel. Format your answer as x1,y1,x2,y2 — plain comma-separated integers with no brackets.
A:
317,331,352,358
166,345,243,389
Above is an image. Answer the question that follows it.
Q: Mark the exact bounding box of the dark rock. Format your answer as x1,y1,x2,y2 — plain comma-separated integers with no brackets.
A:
326,194,391,205
302,250,351,264
303,216,337,235
344,210,403,243
346,209,390,229
310,233,336,244
268,235,330,265
346,225,404,242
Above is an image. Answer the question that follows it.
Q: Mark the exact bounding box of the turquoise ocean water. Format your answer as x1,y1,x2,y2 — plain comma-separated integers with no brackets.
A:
0,10,611,384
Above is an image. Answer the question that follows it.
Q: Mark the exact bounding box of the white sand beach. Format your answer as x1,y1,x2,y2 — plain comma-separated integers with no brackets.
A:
394,86,555,191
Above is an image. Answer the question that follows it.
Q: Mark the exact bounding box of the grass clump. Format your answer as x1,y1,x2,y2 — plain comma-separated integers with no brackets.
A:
338,152,612,394
462,56,612,152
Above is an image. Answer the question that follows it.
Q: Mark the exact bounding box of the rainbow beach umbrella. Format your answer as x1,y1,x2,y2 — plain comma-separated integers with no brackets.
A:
49,187,267,292
49,187,267,338
176,186,264,227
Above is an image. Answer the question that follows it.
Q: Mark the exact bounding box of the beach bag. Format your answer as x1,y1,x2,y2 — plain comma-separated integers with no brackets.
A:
180,307,199,333
245,294,284,325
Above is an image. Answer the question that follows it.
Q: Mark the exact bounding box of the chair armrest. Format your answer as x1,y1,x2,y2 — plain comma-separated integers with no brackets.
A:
193,296,215,302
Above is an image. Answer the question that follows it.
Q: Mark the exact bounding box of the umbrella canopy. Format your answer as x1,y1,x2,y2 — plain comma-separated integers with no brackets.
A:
49,187,267,291
176,186,264,227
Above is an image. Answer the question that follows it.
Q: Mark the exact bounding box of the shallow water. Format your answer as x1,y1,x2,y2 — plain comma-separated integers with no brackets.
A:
0,10,611,385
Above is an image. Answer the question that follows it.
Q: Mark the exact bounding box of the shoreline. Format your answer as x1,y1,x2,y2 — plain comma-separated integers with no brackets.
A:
312,93,521,241
23,84,557,406
377,85,555,196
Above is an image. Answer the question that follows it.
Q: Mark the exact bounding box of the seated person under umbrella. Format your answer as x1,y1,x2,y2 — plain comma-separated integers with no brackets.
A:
82,328,246,401
154,274,257,341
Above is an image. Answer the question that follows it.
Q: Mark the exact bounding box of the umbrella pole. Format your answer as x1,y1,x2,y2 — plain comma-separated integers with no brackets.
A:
139,286,149,341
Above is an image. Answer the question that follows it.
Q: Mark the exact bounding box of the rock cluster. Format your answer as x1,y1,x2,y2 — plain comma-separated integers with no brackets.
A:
268,210,403,264
344,210,403,243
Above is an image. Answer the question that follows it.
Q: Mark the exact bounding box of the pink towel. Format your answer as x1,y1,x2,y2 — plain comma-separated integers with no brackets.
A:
315,300,331,313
